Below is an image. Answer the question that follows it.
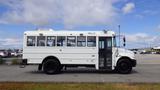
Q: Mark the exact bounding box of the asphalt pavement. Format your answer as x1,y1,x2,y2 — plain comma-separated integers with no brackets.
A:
0,54,160,83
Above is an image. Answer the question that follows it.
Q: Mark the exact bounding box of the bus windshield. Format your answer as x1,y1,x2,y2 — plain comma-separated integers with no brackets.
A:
113,36,116,47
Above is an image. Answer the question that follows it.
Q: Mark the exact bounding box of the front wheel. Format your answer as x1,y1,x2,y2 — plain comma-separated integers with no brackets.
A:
116,59,132,74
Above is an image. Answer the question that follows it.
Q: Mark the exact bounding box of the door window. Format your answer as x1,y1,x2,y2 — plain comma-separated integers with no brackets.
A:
99,41,104,49
107,38,112,48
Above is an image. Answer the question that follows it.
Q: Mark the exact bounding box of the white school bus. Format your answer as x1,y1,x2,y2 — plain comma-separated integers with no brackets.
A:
22,29,136,74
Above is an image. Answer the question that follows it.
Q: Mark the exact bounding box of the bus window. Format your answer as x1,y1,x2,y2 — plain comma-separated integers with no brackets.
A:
37,36,45,46
77,36,86,47
67,36,76,47
57,36,66,46
87,36,96,47
27,36,36,46
47,36,56,46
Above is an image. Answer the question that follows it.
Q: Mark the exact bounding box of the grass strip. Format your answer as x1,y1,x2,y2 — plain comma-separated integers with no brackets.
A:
0,82,160,90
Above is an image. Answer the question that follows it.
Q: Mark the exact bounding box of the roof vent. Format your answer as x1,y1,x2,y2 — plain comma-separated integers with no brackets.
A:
103,30,108,33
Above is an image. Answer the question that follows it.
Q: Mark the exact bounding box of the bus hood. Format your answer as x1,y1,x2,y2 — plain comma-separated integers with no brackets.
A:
117,48,135,59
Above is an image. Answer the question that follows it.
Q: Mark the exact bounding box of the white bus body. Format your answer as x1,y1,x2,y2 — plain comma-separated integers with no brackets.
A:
22,29,136,74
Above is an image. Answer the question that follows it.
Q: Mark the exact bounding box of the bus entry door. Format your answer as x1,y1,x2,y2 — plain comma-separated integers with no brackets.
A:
99,37,112,70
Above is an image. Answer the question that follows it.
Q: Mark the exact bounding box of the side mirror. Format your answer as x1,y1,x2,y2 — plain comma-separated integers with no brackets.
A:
123,36,126,47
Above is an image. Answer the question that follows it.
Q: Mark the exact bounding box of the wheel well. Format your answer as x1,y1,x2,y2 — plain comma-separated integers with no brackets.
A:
117,56,131,66
42,56,60,65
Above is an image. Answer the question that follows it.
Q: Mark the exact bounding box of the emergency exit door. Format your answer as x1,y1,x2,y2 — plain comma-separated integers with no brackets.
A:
99,37,112,70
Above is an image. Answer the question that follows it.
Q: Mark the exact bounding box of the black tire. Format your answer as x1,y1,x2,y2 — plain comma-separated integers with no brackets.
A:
116,59,132,74
43,59,60,75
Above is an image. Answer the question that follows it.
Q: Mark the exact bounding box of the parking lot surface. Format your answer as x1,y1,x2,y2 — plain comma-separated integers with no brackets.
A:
0,54,160,83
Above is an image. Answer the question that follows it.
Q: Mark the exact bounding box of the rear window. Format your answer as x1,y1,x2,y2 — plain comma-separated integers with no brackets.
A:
27,36,36,46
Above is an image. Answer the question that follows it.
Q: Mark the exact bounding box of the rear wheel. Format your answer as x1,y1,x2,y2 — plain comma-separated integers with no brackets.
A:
43,59,61,74
116,59,132,74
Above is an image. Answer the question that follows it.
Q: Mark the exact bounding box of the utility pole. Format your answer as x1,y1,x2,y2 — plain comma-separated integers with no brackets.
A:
118,25,121,47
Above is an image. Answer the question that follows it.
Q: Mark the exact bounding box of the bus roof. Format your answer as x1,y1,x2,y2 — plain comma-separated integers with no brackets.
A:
24,29,115,37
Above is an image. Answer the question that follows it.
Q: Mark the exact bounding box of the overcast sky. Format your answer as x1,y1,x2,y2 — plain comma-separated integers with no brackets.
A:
0,0,160,49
